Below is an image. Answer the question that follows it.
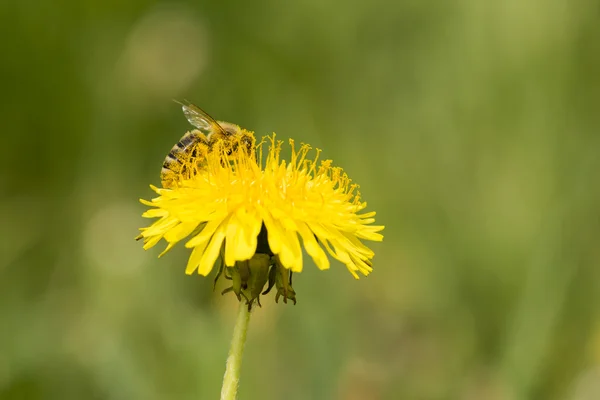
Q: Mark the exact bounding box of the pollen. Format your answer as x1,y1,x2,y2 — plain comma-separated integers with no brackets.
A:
137,132,384,284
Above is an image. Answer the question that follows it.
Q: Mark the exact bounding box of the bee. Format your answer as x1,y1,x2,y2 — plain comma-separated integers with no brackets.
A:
161,101,254,188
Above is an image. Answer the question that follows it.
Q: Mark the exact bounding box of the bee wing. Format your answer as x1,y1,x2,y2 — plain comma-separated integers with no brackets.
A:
176,100,227,136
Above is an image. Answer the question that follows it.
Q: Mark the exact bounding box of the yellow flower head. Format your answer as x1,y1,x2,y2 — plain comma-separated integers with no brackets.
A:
137,129,383,290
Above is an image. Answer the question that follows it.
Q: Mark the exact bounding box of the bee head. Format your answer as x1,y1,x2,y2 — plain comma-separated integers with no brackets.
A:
217,121,242,136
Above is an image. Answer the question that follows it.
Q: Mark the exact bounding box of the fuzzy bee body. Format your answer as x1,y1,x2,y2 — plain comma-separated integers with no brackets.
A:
161,102,253,188
161,130,207,187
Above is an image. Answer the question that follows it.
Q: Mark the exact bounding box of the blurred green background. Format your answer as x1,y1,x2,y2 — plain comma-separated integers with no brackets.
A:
1,1,599,399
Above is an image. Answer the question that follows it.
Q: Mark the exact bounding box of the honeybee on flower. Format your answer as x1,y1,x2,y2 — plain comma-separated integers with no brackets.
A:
160,101,254,188
137,102,384,309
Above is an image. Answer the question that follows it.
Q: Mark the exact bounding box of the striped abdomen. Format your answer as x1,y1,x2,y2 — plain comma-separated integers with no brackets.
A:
161,130,209,188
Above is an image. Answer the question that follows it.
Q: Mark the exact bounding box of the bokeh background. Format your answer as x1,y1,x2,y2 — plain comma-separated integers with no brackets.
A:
1,1,599,399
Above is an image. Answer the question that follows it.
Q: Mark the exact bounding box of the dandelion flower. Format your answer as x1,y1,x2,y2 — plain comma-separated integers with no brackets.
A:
137,125,384,306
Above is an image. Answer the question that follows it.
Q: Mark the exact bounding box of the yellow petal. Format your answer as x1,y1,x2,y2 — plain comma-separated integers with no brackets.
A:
298,222,329,270
185,240,210,275
224,209,261,265
278,228,303,272
142,208,168,218
143,218,178,237
164,221,198,243
199,223,227,274
185,218,223,248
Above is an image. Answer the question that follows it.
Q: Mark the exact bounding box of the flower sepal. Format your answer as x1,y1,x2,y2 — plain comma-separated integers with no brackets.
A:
220,254,271,310
217,253,297,309
262,256,297,305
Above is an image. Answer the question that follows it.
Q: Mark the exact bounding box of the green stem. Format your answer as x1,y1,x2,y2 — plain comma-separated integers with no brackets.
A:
220,303,252,400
